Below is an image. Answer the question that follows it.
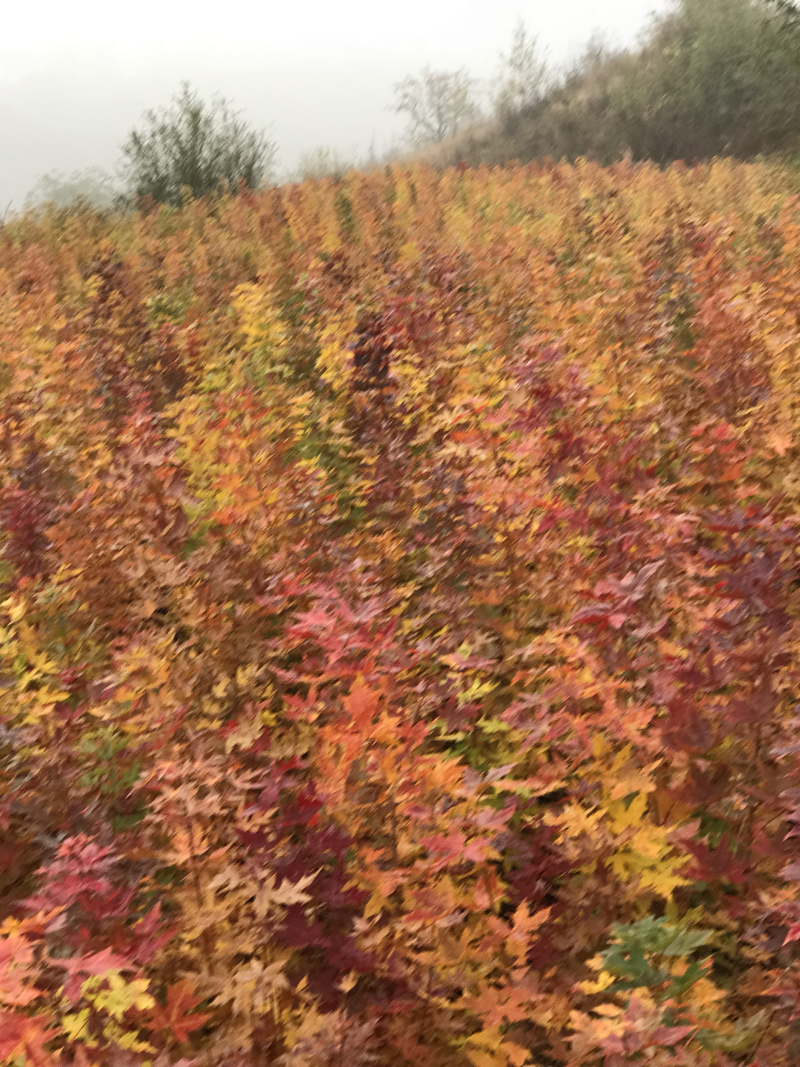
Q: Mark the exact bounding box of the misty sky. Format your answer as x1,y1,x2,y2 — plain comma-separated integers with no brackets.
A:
1,0,670,212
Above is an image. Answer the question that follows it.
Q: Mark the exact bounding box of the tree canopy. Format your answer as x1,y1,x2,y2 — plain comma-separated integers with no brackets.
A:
120,82,276,207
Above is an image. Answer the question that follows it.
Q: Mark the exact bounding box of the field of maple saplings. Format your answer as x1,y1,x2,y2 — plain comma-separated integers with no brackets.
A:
4,157,800,1067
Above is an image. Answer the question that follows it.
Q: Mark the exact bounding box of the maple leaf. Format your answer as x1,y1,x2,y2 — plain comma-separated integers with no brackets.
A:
0,1011,53,1066
148,979,210,1044
342,675,381,731
131,903,175,963
0,931,38,1007
684,836,750,886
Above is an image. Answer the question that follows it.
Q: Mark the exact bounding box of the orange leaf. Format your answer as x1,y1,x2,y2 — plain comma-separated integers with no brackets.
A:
342,675,380,731
148,979,210,1044
767,430,793,456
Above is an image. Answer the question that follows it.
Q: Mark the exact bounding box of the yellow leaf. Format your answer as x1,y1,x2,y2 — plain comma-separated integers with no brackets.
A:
592,734,609,759
580,970,616,995
502,1041,532,1066
236,663,259,689
363,888,388,919
466,1026,503,1051
62,1008,92,1043
212,677,230,700
467,1050,505,1067
136,600,159,620
82,971,155,1019
115,1029,156,1053
5,599,26,623
593,1003,623,1017
336,972,359,994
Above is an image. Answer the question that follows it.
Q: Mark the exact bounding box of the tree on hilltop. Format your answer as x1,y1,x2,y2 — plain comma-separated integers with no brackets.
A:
492,21,550,117
120,82,276,207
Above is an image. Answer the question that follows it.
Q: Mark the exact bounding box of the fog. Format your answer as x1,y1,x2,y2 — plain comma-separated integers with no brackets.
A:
1,0,669,213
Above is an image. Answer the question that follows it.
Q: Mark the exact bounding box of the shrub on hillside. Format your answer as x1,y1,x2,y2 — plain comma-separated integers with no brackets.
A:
120,82,276,207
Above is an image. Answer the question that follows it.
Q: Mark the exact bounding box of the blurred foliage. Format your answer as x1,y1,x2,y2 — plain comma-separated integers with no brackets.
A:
2,157,800,1064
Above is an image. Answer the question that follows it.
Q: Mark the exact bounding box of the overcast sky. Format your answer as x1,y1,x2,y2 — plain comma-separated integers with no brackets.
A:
1,0,670,212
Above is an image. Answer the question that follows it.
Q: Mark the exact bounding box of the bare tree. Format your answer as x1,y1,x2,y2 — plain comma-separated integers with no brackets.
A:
392,66,480,146
493,21,549,117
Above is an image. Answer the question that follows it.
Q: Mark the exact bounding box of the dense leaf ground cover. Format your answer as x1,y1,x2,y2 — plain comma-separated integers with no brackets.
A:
2,159,800,1066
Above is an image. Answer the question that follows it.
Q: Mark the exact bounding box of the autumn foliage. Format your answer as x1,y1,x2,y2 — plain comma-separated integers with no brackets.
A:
2,158,800,1065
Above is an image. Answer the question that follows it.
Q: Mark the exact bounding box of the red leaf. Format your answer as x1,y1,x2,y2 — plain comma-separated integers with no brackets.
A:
571,604,613,626
131,902,174,963
684,836,749,885
0,1012,53,1066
